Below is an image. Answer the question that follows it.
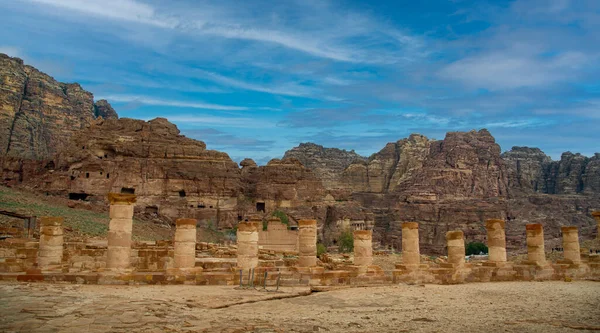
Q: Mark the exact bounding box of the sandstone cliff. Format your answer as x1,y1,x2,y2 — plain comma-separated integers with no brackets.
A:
502,147,600,195
0,53,116,160
30,117,242,227
283,142,365,190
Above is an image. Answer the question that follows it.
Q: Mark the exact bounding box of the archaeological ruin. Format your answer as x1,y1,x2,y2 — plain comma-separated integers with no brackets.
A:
0,193,599,286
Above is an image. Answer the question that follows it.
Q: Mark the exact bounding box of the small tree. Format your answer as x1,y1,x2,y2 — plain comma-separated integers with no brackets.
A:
466,242,488,255
338,230,354,253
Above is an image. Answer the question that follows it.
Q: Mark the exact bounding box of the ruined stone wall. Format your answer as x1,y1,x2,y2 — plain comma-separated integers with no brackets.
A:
258,221,298,252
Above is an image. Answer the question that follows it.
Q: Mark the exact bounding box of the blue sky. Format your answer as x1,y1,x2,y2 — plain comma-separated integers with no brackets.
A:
1,0,599,164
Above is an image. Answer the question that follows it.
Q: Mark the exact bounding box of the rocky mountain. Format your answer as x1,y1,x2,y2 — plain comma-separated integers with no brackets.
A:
0,53,116,160
502,147,600,195
1,53,598,254
283,142,366,190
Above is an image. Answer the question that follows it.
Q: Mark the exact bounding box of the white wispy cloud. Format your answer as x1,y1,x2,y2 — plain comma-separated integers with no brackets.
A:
19,0,425,64
26,0,175,27
152,115,276,129
99,94,249,111
439,51,590,90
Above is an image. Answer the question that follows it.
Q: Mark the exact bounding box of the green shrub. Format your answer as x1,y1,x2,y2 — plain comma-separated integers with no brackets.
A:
271,210,289,226
338,230,354,253
317,243,327,256
466,242,488,255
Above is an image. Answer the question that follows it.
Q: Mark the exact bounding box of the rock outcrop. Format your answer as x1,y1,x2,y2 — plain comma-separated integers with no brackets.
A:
502,148,600,195
340,134,431,194
283,143,365,190
93,99,118,120
0,53,116,160
29,117,242,227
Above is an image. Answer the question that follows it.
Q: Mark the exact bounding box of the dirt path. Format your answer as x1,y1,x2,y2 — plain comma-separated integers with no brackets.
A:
1,281,599,332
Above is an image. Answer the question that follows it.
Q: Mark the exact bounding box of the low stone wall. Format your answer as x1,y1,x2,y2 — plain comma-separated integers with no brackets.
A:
258,220,298,252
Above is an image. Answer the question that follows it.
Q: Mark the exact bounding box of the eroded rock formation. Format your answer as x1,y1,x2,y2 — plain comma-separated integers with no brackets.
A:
503,147,600,195
0,53,116,160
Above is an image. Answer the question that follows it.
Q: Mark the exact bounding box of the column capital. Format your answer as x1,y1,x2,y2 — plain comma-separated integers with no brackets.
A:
108,193,137,205
39,216,64,226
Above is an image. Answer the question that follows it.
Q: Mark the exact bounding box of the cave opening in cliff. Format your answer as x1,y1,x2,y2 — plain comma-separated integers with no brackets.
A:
145,206,158,214
69,192,89,201
256,202,265,212
85,173,89,178
179,190,186,197
121,187,135,194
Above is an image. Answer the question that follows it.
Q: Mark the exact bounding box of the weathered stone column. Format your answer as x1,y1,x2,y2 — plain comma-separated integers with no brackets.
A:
561,226,581,264
402,222,420,265
446,230,465,266
38,217,64,269
236,220,260,270
353,230,373,266
526,224,546,265
593,211,600,239
298,219,317,267
174,218,197,269
486,219,507,263
107,193,136,270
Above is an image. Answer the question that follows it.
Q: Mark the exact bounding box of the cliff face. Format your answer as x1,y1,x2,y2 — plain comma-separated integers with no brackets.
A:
30,117,242,227
502,148,600,195
0,53,116,160
283,142,366,190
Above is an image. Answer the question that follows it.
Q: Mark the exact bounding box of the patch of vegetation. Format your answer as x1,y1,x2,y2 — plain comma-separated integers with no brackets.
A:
466,242,488,255
317,243,327,256
338,229,354,253
271,210,289,226
0,187,109,237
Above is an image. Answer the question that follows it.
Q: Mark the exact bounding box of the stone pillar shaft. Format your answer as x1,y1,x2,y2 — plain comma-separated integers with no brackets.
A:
237,221,260,270
486,219,507,262
402,222,420,265
174,218,197,269
526,224,546,265
561,226,580,264
446,230,465,265
38,217,64,269
353,230,373,266
592,212,600,240
298,219,317,267
107,193,136,270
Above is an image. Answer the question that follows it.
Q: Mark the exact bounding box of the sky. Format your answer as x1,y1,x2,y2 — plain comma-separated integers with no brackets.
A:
1,0,599,164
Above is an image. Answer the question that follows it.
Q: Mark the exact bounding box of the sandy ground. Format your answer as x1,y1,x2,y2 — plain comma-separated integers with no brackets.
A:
0,281,599,332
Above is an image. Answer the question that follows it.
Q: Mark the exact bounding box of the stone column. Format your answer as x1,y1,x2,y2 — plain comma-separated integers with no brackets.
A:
298,219,317,267
486,219,507,263
353,230,373,266
593,211,600,239
174,218,197,269
236,220,260,270
402,222,420,265
38,217,64,269
526,224,546,265
561,226,581,264
446,230,465,266
106,193,136,270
